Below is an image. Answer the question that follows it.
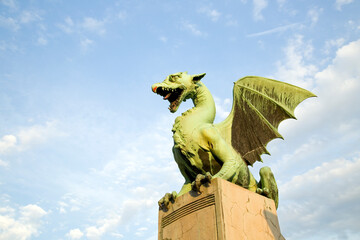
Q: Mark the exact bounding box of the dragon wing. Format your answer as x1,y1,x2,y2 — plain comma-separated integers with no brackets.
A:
214,76,316,166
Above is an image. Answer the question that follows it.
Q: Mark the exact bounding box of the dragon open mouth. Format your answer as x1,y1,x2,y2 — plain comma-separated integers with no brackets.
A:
155,86,184,112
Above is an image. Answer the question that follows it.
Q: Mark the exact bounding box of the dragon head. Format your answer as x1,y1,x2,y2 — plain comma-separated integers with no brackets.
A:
152,72,206,113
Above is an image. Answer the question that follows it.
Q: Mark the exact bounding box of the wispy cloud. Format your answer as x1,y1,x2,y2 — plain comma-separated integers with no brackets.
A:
323,37,345,54
159,36,167,43
37,36,47,46
58,16,106,50
81,17,106,35
335,0,354,11
57,193,83,214
198,7,221,22
0,40,19,52
307,6,323,26
0,15,19,31
0,9,42,33
19,10,41,23
276,0,297,16
277,0,286,8
117,11,127,21
225,15,238,26
58,16,74,34
182,21,206,37
247,22,301,37
80,38,94,51
0,158,9,167
58,16,107,35
0,0,17,10
253,0,268,21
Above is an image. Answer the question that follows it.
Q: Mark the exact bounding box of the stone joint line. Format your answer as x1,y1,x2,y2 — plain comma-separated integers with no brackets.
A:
161,194,215,228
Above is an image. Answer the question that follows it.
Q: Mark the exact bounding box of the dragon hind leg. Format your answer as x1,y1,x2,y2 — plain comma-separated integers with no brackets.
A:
257,167,279,209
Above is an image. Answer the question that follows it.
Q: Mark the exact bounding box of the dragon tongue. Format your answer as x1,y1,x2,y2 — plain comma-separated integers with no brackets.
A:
163,93,172,100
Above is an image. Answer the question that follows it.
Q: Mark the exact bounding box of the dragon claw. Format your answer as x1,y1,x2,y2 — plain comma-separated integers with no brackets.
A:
158,191,177,211
191,172,212,193
256,187,270,198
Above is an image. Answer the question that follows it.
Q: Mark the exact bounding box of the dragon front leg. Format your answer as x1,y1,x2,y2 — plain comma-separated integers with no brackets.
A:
158,191,178,211
199,126,251,187
191,172,212,193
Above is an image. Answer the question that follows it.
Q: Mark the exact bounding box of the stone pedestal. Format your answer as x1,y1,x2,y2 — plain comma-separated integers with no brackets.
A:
158,178,285,240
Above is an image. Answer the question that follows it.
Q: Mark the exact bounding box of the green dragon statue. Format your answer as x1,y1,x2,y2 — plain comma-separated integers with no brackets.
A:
152,72,315,210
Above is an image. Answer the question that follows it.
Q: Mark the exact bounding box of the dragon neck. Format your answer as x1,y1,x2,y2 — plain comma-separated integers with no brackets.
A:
174,82,216,131
190,83,216,123
172,82,215,159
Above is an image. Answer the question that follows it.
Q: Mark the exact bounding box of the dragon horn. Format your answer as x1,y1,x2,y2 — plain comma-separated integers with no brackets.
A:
192,73,206,82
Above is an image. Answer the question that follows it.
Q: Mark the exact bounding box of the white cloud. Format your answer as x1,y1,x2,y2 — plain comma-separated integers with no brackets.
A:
198,7,221,22
270,38,360,157
279,156,360,239
214,96,231,123
17,121,64,150
0,135,16,153
66,228,84,239
182,22,206,37
309,38,360,124
85,214,121,240
0,204,47,240
273,34,317,89
252,0,268,21
335,0,354,11
267,38,360,239
0,121,64,155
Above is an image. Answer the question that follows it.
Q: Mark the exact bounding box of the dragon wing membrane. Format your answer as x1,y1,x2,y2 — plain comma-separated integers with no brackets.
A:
214,76,316,166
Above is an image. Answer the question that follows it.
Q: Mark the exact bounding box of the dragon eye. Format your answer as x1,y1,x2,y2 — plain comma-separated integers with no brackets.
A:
169,75,176,82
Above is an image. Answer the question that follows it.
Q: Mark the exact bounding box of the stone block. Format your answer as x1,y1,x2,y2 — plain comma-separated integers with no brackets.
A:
158,178,285,240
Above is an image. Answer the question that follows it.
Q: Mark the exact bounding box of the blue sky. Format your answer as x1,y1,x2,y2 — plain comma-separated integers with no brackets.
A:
1,0,360,239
